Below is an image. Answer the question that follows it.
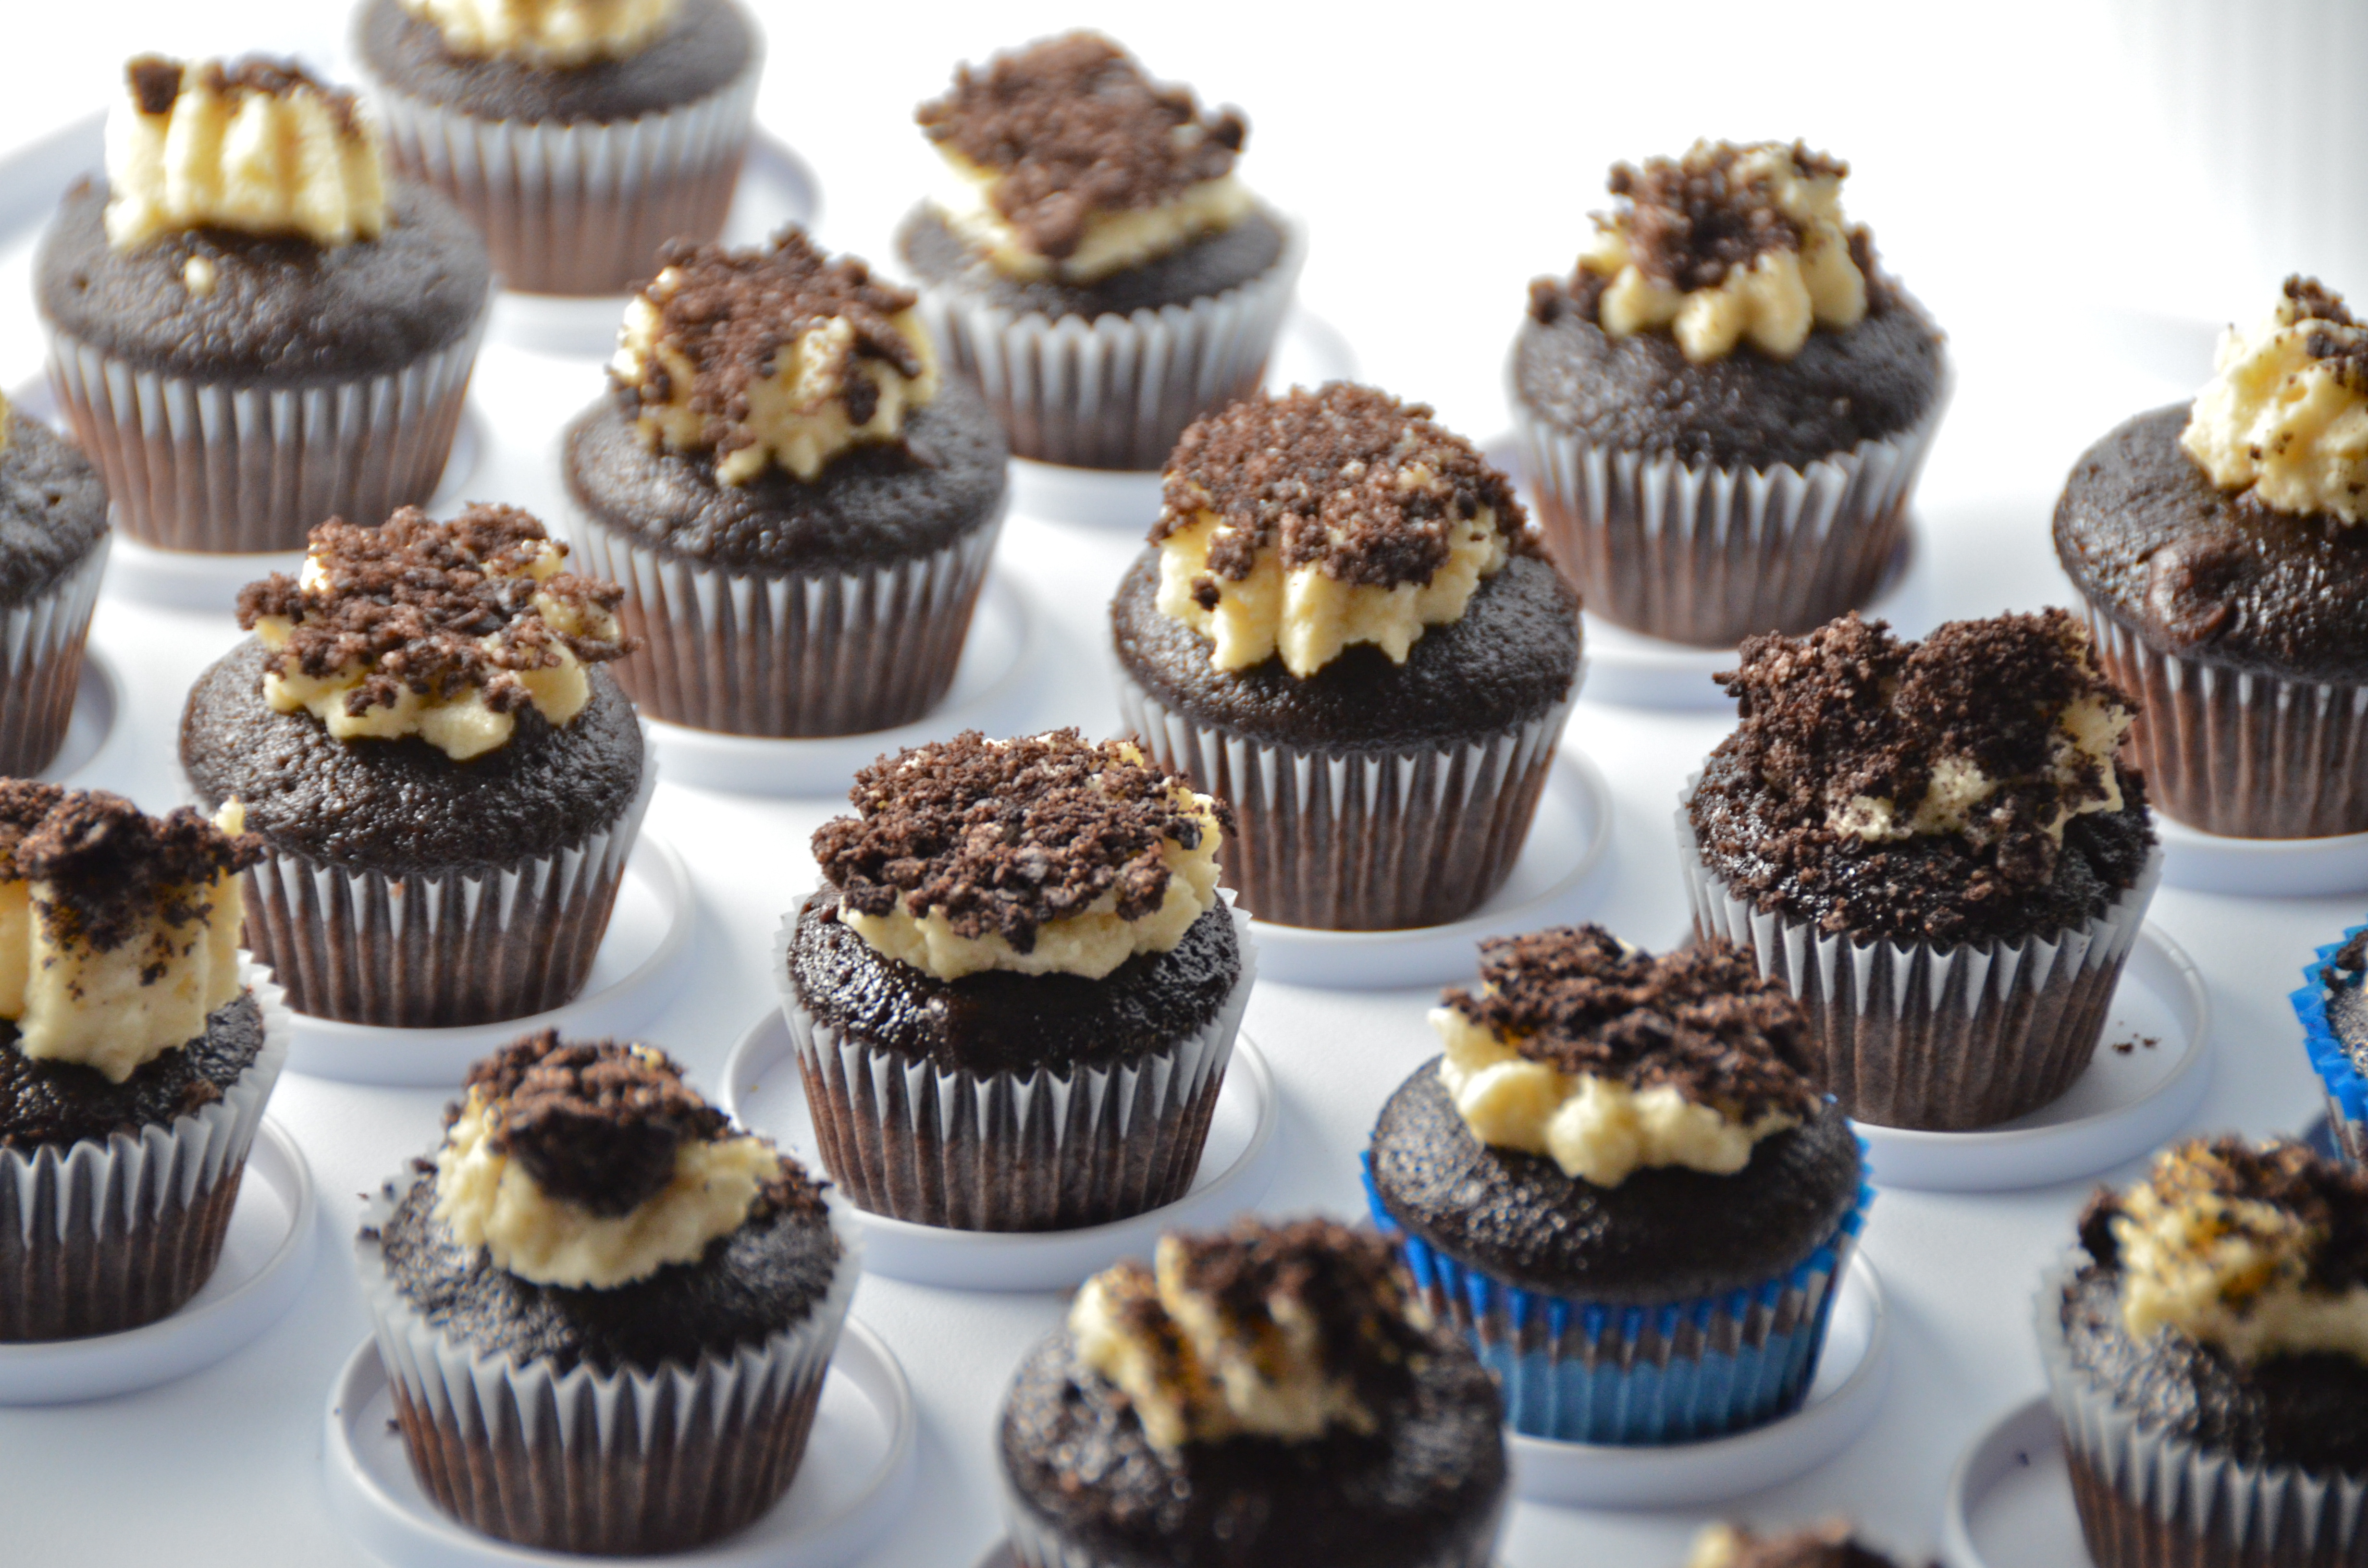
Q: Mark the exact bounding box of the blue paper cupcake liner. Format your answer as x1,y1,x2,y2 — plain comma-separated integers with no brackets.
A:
1363,1156,1871,1446
2293,925,2368,1166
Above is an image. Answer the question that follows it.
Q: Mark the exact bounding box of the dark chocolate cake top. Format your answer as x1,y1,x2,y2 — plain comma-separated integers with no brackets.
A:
916,32,1245,262
811,730,1226,953
1443,925,1818,1121
1690,1520,1918,1568
0,784,260,953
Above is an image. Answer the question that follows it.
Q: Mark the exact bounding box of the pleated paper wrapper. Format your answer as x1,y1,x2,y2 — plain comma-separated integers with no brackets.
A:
0,537,105,778
0,958,290,1340
2294,925,2368,1167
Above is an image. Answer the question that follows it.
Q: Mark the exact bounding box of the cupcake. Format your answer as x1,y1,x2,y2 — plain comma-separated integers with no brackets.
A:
37,55,490,555
1111,383,1581,931
896,32,1302,472
1683,1521,1923,1568
2057,276,2368,839
561,228,1008,737
1366,924,1867,1444
360,1032,853,1553
180,504,646,1029
0,784,286,1340
1683,610,2161,1131
2296,927,2368,1167
2040,1137,2368,1568
0,389,108,777
1511,140,1948,648
353,0,763,298
999,1217,1507,1568
781,730,1251,1231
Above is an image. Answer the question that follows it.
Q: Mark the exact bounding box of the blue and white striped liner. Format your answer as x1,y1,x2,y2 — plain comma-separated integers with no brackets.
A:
1363,1156,1871,1446
2293,924,2368,1166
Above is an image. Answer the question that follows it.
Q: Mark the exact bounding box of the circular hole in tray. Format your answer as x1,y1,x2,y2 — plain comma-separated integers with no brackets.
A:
2154,810,2368,898
1940,1395,2082,1568
723,1012,1280,1292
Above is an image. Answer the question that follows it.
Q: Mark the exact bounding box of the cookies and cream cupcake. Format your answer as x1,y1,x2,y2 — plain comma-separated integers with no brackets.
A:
1511,140,1947,649
561,229,1008,737
897,33,1302,471
0,389,108,777
999,1218,1507,1568
1112,383,1580,930
780,730,1252,1231
37,55,489,554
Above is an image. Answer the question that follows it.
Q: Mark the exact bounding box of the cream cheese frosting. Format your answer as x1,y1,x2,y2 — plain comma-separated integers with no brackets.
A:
1827,680,2130,847
931,152,1255,284
398,0,681,67
2182,276,2368,523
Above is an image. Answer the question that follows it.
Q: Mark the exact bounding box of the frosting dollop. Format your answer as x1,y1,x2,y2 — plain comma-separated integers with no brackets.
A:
811,730,1227,982
235,505,631,762
1433,925,1819,1188
106,55,386,251
2081,1137,2368,1367
432,1031,810,1290
918,32,1251,283
1685,1520,1910,1568
0,784,260,1084
2182,275,2368,523
610,229,937,485
1069,1217,1429,1455
1148,383,1529,678
398,0,680,66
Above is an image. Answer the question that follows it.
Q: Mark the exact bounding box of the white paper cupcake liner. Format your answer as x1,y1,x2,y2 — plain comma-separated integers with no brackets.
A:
240,765,653,1028
913,220,1305,471
0,957,290,1340
773,891,1254,1231
360,45,763,298
44,315,485,554
359,1188,859,1555
2085,607,2368,840
1512,369,1948,648
1115,670,1573,930
2037,1264,2368,1567
563,498,1004,737
0,538,106,778
1677,792,2162,1131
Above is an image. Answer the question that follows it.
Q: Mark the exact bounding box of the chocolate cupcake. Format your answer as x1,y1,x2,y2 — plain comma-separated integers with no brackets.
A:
2040,1138,2368,1568
2297,928,2368,1167
1000,1218,1507,1568
180,505,646,1029
2057,276,2368,839
1682,610,2161,1131
1366,925,1868,1444
38,56,489,555
779,731,1252,1231
0,391,108,777
561,229,1007,737
0,785,288,1340
1111,383,1580,931
1683,1521,1925,1568
353,0,762,298
1511,140,1947,648
360,1032,854,1553
896,33,1302,471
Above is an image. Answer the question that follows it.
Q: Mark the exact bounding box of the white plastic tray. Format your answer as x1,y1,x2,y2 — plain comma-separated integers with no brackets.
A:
2155,811,2368,897
1940,1394,2085,1568
41,641,117,783
723,1012,1280,1291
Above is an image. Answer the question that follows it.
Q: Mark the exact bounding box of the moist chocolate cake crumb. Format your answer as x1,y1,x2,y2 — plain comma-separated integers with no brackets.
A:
1443,926,1818,1121
463,1033,729,1217
1715,1520,1916,1568
1149,384,1532,593
4,786,260,954
811,730,1226,953
615,231,924,457
125,54,366,136
2080,1138,2368,1294
235,505,630,717
917,33,1245,263
1160,1218,1425,1406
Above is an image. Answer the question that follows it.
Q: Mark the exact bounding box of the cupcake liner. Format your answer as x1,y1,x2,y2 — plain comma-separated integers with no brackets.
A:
0,538,106,779
1365,1155,1871,1445
913,220,1305,471
1676,791,2163,1131
1511,369,1948,648
2294,929,2368,1167
2085,608,2368,840
0,958,290,1341
562,496,1004,737
43,315,485,554
2036,1264,2368,1568
359,1191,859,1555
773,891,1254,1232
1115,670,1573,930
360,47,763,298
239,764,652,1028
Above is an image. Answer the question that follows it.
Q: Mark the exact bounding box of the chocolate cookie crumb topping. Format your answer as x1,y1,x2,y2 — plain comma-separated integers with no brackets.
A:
2283,275,2368,392
127,54,365,136
2079,1138,2368,1294
463,1033,728,1217
1446,925,1819,1121
127,56,183,116
6,787,260,954
235,505,631,716
811,730,1226,953
1609,140,1849,294
1150,383,1531,591
917,33,1245,262
1164,1216,1425,1402
2336,930,2368,980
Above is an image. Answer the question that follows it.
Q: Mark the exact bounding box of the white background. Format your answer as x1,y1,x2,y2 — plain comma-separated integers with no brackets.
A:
0,3,2351,1565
